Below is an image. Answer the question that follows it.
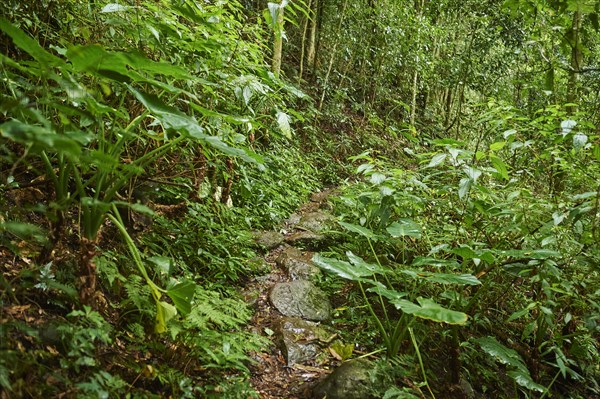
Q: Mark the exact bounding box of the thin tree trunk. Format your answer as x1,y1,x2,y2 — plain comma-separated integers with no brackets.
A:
410,69,419,127
567,10,582,114
409,0,425,127
306,0,319,75
299,0,313,80
272,1,286,78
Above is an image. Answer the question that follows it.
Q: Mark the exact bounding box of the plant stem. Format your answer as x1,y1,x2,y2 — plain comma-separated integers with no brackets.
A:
409,327,436,399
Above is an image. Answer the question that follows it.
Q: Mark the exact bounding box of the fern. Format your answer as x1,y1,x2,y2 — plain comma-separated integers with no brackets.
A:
184,287,251,330
123,275,154,317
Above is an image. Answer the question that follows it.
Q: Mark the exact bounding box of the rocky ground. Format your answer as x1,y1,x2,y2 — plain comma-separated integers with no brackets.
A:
244,189,374,399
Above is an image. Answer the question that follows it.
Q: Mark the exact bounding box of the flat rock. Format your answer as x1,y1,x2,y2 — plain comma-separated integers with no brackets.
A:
297,211,334,233
285,230,326,247
253,230,284,250
276,317,334,366
310,191,330,203
270,280,332,321
312,359,374,399
285,212,302,226
276,247,321,281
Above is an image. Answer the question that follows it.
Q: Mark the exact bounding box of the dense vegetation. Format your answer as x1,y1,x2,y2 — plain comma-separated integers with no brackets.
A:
1,0,598,398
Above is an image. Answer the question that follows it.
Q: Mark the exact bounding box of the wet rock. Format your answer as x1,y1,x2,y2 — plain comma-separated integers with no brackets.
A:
276,247,321,281
312,359,374,399
276,317,334,366
310,191,330,203
253,230,284,250
297,211,334,233
285,212,302,226
285,230,326,247
270,280,332,321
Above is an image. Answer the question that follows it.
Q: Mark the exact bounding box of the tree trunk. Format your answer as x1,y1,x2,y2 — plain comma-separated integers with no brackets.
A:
306,0,319,75
567,10,582,114
409,0,425,127
299,0,313,80
272,1,286,78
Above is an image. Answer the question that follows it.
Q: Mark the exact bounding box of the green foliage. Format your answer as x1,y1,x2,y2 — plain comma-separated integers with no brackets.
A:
234,142,320,226
0,1,313,396
475,336,546,392
317,103,599,396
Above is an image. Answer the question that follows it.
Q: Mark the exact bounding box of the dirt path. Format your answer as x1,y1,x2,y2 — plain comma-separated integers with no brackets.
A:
245,189,338,398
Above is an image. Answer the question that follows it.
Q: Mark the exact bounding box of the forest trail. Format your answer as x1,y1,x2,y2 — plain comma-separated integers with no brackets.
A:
245,188,342,398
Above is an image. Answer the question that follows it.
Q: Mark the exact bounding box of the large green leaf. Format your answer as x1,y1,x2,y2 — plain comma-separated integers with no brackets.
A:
346,251,386,275
276,111,292,139
458,177,472,200
312,254,375,281
0,18,66,67
427,153,446,167
128,87,263,165
400,270,481,286
0,121,81,156
391,297,468,325
167,280,196,316
367,284,408,302
338,221,378,240
475,336,545,392
490,155,509,180
386,218,422,239
67,44,191,80
155,301,178,333
411,256,461,269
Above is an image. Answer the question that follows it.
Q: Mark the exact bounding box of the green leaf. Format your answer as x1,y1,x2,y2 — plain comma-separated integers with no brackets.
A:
451,246,477,260
0,18,66,67
148,256,171,275
489,155,509,180
386,219,422,239
489,141,506,151
392,297,468,325
0,222,48,244
67,45,191,81
427,153,446,167
506,370,546,392
370,172,387,185
346,251,386,275
476,336,523,366
401,270,480,286
463,166,482,181
128,87,263,165
167,280,196,316
367,284,408,301
507,302,537,322
411,256,461,269
503,129,517,138
338,221,377,240
276,111,292,139
458,177,472,200
475,336,545,392
1,121,81,156
312,254,376,281
155,301,177,333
